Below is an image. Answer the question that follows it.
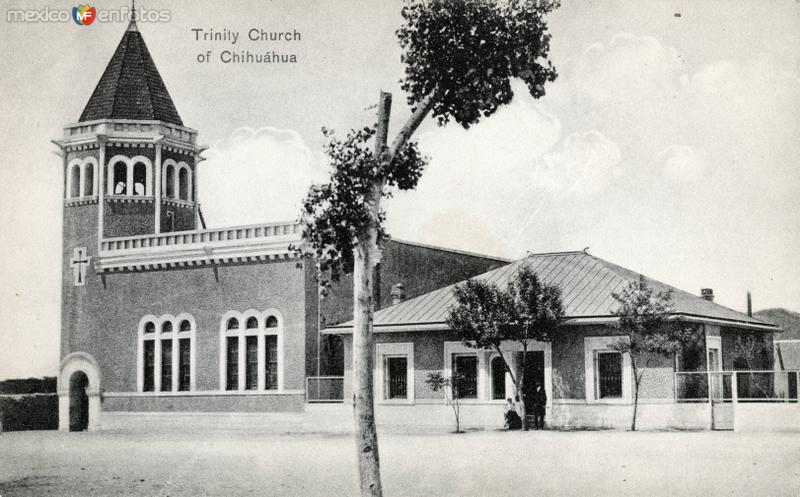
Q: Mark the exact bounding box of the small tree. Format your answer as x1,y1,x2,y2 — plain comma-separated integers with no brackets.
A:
447,266,563,431
426,371,467,433
611,275,693,431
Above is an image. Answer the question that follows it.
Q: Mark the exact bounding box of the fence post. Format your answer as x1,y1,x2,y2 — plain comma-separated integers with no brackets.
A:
731,372,738,404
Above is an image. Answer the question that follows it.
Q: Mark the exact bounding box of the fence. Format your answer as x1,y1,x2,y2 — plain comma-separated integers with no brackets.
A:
306,376,345,403
675,370,799,403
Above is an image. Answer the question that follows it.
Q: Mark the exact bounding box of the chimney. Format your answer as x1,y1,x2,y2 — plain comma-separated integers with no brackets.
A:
747,291,752,317
390,283,406,306
701,288,714,302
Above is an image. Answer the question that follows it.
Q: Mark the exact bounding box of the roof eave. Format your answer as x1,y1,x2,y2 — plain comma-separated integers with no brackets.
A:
322,313,780,335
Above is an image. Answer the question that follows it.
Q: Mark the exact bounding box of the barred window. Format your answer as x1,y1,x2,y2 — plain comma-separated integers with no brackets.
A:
386,356,408,399
597,351,622,399
453,355,478,399
226,336,239,391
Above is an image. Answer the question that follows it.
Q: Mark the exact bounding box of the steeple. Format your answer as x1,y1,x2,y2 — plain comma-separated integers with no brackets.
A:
78,5,182,125
127,0,138,32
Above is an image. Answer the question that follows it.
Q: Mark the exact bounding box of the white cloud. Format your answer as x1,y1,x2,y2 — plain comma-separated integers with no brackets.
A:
657,145,704,183
200,127,325,227
535,130,622,195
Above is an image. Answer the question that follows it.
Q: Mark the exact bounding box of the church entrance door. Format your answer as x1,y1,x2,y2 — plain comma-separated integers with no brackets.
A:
69,371,89,431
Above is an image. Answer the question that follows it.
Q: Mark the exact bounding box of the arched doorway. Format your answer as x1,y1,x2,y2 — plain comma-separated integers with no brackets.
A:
69,371,89,431
58,352,101,432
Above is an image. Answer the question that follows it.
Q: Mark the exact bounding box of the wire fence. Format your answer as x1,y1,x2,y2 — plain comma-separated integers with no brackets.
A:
674,370,799,403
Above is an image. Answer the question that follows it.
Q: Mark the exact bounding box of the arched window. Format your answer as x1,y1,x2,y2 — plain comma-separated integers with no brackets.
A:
132,162,147,196
178,167,189,200
69,163,81,198
112,161,127,195
165,164,175,198
221,311,282,392
491,356,506,400
83,162,94,196
139,315,195,394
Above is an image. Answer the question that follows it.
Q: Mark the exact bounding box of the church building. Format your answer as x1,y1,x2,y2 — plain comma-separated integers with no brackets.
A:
56,18,780,433
54,18,508,431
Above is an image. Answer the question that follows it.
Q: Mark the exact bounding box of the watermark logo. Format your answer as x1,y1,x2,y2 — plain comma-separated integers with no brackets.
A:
72,5,96,26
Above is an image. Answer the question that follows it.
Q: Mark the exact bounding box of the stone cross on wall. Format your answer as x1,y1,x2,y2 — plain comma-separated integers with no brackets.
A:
70,247,90,286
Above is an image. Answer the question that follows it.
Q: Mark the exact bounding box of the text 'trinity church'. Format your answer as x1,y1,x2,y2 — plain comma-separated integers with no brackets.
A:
55,16,779,432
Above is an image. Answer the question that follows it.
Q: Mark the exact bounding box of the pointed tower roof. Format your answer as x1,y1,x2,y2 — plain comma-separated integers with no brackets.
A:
79,12,183,125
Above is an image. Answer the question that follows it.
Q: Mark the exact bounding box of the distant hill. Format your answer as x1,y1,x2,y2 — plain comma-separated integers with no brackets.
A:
754,308,800,340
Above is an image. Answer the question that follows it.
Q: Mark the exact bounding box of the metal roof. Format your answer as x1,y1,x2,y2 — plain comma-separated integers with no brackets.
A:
79,19,183,125
325,250,778,333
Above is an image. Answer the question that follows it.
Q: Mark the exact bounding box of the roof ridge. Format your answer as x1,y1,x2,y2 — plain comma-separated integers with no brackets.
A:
587,253,766,324
389,238,513,262
133,31,157,120
524,249,588,258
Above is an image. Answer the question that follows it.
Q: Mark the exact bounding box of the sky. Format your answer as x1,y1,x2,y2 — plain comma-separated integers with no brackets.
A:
0,0,798,380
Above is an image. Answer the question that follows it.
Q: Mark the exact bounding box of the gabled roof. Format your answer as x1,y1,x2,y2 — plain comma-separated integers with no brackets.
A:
79,19,183,125
325,251,778,333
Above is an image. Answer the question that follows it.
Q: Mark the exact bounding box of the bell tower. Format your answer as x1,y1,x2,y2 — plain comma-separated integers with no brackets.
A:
55,11,201,249
55,11,203,360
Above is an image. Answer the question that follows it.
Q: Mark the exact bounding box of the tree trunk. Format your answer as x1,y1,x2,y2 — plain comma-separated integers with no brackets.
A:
520,345,528,431
351,92,392,497
631,363,640,432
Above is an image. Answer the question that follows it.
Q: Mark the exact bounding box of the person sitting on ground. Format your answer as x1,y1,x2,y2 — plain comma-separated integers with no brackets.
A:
504,398,522,430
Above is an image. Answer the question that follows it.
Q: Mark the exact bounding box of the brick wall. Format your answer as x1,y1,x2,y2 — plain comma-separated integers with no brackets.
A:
61,258,310,402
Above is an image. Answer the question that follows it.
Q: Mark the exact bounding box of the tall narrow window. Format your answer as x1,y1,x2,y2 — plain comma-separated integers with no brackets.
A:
165,165,175,198
265,335,278,390
133,162,147,196
113,162,127,195
178,167,189,200
597,352,622,399
178,338,191,391
143,340,155,392
69,164,81,198
83,164,94,196
386,356,408,399
226,336,239,390
491,356,506,400
160,340,173,392
245,336,258,390
453,355,478,399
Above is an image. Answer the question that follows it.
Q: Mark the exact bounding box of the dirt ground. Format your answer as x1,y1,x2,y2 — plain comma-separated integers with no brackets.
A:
1,428,798,497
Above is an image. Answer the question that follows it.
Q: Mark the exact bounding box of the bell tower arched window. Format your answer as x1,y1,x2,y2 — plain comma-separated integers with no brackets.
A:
133,162,147,196
83,163,94,196
165,164,175,198
69,163,81,198
178,167,189,200
112,161,127,195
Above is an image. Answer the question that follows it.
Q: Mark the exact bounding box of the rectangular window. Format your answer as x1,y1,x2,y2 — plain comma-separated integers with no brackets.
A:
160,340,172,392
143,340,155,392
597,351,622,399
226,336,239,391
265,335,278,390
178,338,191,392
453,355,478,399
245,336,258,390
386,356,408,399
